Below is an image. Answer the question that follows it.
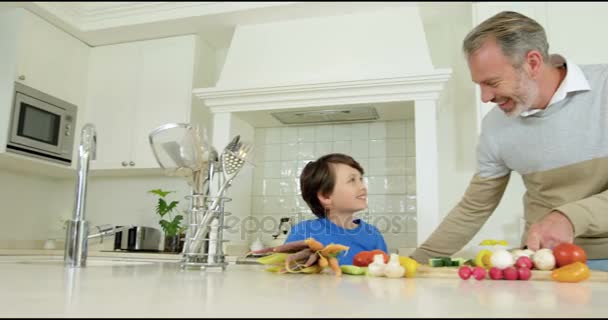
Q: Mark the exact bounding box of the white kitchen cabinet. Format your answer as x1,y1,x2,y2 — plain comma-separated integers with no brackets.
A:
84,35,195,171
14,9,90,111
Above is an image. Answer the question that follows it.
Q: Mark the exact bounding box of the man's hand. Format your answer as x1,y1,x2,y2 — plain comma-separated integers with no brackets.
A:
525,210,574,250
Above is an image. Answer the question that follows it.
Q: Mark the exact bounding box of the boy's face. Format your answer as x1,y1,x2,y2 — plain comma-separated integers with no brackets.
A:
320,163,367,214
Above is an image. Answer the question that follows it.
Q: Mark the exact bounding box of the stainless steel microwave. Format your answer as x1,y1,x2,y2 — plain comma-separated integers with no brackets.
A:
7,82,77,165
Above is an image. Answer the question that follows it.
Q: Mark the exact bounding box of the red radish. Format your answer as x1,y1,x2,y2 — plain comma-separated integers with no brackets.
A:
503,266,519,280
458,266,472,280
517,267,532,281
515,256,533,269
489,267,504,280
472,266,486,280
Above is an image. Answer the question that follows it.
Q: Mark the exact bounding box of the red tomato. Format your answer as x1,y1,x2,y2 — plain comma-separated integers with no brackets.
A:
353,251,374,267
352,250,389,267
553,243,587,267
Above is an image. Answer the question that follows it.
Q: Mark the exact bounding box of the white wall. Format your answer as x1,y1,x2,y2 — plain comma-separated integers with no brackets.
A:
0,170,73,243
422,3,525,251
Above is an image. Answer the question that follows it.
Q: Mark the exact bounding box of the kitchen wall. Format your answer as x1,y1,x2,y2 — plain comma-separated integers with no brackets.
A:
246,120,417,251
0,169,72,246
0,168,192,248
421,4,525,251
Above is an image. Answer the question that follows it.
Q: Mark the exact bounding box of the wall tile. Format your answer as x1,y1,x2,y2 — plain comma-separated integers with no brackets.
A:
314,125,333,142
298,126,316,142
265,128,281,144
386,139,406,157
387,121,406,139
406,120,415,139
386,176,407,194
280,160,298,178
281,143,298,160
280,127,299,143
369,122,387,139
332,141,351,154
298,142,315,159
263,161,281,178
264,144,281,161
406,139,416,156
333,124,352,141
405,157,416,176
369,139,386,157
314,142,332,157
351,140,369,158
367,176,387,195
254,128,266,147
351,123,369,140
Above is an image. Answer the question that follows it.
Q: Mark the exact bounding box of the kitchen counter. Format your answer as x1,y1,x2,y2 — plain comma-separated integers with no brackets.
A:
0,254,605,318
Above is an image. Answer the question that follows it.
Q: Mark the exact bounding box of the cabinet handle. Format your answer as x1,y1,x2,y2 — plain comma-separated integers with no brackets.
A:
129,161,135,166
121,161,128,167
18,75,25,81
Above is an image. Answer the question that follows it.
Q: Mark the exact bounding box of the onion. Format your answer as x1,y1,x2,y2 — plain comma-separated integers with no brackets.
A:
532,248,556,270
490,249,515,269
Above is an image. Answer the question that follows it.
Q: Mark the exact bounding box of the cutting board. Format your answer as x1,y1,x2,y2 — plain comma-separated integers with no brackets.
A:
416,265,608,282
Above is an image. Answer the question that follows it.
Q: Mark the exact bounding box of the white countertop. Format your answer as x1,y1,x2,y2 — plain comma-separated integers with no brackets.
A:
0,252,606,318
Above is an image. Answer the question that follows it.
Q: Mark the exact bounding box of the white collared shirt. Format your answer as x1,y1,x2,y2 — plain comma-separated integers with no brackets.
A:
520,54,591,117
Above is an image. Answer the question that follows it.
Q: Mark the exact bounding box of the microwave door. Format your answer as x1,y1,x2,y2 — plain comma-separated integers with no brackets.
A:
10,92,66,156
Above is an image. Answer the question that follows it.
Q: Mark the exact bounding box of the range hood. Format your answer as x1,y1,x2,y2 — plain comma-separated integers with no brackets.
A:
193,4,451,113
271,106,379,125
193,4,451,246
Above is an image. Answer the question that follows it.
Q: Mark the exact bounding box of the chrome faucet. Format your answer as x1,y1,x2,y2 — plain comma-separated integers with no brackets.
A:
64,123,97,268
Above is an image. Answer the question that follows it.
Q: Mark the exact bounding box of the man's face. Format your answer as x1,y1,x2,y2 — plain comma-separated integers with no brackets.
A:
468,40,539,117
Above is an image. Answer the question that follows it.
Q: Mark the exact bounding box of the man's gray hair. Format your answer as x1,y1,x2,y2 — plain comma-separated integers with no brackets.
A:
462,11,549,68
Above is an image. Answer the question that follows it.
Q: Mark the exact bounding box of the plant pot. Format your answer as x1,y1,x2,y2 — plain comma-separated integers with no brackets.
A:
164,234,181,253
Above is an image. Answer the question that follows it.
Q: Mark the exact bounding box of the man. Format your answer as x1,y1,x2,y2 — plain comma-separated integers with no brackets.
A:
410,11,608,271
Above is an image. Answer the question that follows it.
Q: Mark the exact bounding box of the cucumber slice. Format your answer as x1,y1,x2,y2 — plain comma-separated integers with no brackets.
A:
428,258,444,267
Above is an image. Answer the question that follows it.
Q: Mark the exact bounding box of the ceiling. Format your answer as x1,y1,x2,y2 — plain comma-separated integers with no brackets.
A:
1,2,471,49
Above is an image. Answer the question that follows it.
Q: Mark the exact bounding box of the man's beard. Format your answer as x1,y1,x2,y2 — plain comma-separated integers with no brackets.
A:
506,70,539,117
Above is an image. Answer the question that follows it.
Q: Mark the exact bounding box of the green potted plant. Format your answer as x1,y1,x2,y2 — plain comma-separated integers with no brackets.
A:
148,189,185,253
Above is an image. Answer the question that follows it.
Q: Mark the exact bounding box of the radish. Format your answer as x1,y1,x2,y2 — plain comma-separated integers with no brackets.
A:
458,266,472,280
503,266,519,280
515,256,533,269
518,267,532,281
489,267,504,280
472,266,486,280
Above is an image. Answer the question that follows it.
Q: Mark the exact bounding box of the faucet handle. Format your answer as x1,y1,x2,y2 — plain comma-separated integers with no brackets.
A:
80,123,97,160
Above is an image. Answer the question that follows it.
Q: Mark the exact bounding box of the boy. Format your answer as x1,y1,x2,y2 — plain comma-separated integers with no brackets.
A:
285,153,388,265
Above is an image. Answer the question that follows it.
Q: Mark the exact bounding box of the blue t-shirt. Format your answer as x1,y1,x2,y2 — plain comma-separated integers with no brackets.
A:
285,217,388,265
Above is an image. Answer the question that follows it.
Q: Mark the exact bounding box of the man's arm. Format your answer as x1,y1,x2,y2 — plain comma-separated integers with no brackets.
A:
526,190,608,250
410,173,510,263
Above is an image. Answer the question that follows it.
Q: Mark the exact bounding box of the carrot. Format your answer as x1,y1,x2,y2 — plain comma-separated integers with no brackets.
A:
284,249,312,272
320,243,349,257
249,247,274,255
271,240,309,253
318,254,328,268
304,237,324,252
328,256,342,277
304,252,319,267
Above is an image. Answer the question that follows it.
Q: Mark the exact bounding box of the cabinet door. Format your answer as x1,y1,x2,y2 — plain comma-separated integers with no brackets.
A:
15,10,89,107
84,42,140,170
131,36,196,169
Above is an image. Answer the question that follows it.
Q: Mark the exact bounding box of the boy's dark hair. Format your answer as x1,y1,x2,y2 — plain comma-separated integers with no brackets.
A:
300,153,364,218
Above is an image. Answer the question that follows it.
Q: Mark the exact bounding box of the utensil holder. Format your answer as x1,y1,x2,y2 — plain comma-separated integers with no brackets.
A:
181,194,231,270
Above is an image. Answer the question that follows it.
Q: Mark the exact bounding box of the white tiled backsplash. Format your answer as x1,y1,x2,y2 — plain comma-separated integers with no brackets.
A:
249,120,417,251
